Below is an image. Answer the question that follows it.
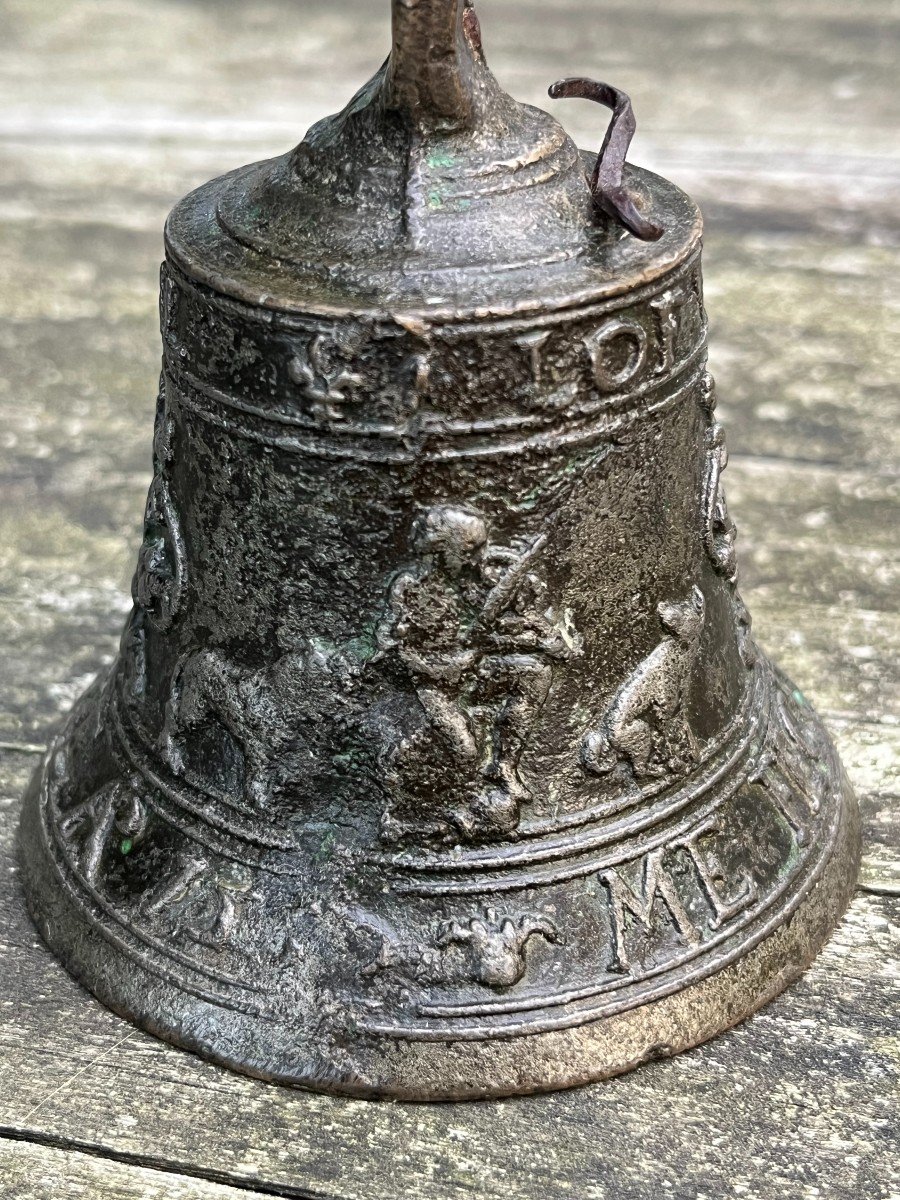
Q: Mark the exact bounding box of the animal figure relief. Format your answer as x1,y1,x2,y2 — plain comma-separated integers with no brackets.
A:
159,637,325,808
581,586,705,779
437,909,559,989
58,777,148,885
377,503,582,842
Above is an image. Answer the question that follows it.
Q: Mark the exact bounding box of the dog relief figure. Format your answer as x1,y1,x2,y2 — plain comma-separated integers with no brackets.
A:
159,635,322,808
581,586,705,779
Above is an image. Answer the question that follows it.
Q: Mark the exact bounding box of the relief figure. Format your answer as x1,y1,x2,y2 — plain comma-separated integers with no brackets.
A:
377,504,581,841
132,376,186,632
581,587,705,779
159,636,326,808
700,372,738,584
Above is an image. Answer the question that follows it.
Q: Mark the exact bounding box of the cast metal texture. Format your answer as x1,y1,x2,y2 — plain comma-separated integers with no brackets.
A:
18,0,860,1100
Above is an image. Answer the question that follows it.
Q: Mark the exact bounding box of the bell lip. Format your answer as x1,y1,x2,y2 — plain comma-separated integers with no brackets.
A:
163,160,703,326
17,741,860,1103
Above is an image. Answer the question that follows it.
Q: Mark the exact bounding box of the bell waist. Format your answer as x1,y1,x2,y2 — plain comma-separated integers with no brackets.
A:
108,656,767,880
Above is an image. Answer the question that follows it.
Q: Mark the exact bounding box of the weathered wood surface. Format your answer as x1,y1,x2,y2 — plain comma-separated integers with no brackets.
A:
0,1139,269,1200
0,0,897,1196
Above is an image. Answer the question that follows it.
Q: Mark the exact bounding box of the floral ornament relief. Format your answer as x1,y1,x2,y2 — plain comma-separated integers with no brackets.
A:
436,909,560,989
288,331,363,422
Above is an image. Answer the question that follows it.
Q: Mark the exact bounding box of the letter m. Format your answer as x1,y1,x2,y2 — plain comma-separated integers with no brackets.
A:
600,850,700,973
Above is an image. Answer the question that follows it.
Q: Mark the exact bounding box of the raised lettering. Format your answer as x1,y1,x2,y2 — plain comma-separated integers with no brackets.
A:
583,318,648,392
679,817,756,929
514,331,578,410
600,849,700,972
650,284,693,376
515,330,552,389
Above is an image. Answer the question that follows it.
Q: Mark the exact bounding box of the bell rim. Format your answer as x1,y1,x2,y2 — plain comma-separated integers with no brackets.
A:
17,722,860,1103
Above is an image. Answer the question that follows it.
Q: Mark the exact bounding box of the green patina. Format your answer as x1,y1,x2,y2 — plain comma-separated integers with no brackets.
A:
426,151,454,169
345,628,378,662
310,631,378,664
313,829,336,864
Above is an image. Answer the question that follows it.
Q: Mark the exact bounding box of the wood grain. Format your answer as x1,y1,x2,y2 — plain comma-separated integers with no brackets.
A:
0,1138,282,1200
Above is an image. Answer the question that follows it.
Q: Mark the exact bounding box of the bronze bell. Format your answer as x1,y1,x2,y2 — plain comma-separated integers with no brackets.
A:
19,0,860,1100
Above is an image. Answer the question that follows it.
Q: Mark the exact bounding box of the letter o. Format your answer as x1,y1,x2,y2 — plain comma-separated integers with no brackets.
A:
583,318,649,393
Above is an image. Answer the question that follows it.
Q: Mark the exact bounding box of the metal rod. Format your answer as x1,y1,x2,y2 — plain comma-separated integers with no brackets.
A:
385,0,479,129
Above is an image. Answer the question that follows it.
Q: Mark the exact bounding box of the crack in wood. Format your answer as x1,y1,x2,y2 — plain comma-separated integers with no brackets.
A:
0,1128,335,1200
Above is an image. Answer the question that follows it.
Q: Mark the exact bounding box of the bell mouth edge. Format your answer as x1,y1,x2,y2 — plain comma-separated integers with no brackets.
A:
17,738,860,1103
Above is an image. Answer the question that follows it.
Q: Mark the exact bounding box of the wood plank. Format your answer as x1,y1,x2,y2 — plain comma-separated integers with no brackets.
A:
0,1138,286,1200
708,242,900,470
1,0,897,155
828,721,900,896
729,459,899,611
